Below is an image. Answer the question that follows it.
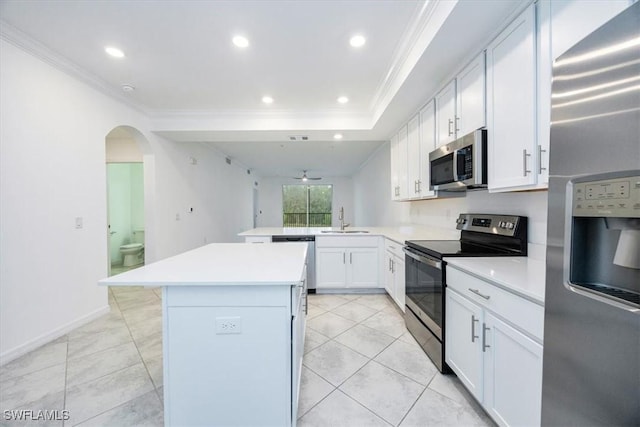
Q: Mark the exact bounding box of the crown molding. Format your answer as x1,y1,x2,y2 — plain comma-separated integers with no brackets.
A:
368,0,457,125
0,19,147,115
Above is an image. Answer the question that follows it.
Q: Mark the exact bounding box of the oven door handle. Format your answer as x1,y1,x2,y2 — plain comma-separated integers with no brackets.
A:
403,248,442,270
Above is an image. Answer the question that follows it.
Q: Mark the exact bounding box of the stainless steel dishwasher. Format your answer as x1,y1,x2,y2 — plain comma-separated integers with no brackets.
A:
271,235,315,291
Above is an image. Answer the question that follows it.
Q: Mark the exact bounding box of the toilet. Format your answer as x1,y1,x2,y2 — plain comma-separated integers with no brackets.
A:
120,229,144,267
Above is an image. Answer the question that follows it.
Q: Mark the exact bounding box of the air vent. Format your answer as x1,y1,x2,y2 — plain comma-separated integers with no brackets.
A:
288,135,309,141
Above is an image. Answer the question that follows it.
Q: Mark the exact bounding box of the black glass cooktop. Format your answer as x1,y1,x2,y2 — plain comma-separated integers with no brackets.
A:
405,240,518,260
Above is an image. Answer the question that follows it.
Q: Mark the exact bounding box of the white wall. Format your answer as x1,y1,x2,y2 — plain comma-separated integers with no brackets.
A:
353,142,548,245
258,176,354,227
353,143,409,226
0,39,254,363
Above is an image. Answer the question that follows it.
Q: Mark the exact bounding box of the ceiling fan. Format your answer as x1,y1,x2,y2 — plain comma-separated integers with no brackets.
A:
292,170,322,181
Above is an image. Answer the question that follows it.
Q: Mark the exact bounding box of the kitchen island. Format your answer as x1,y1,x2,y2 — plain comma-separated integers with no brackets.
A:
99,243,308,427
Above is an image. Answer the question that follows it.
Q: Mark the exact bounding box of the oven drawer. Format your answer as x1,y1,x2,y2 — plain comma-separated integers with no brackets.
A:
446,266,544,342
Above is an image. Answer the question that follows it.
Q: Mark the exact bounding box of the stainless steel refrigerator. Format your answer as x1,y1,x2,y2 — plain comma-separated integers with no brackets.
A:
542,3,640,426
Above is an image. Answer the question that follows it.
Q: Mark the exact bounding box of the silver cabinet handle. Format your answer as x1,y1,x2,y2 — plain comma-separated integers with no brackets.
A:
538,145,547,173
523,149,531,176
471,315,479,343
388,258,392,271
468,288,490,300
350,252,353,264
417,180,421,193
482,324,491,352
343,252,346,264
448,119,454,136
391,259,395,273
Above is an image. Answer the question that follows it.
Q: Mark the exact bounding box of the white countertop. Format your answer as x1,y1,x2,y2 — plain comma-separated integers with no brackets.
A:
444,256,546,305
99,243,308,287
239,226,460,244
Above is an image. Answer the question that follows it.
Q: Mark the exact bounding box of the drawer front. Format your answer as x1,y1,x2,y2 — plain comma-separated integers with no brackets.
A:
446,267,544,342
384,239,404,259
244,236,271,243
316,235,380,248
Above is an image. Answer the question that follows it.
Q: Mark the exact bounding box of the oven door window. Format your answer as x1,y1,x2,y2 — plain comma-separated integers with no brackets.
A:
405,254,443,338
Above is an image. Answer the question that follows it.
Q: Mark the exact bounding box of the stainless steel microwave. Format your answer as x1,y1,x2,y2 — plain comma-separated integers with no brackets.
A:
429,129,487,191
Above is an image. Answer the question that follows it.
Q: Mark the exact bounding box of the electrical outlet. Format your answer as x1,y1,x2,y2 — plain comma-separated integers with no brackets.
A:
215,316,242,334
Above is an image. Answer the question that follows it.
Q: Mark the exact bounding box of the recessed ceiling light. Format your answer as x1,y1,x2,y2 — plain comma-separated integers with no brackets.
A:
121,84,135,92
337,96,349,104
105,46,125,58
262,96,274,104
334,133,343,140
349,35,366,48
232,36,249,48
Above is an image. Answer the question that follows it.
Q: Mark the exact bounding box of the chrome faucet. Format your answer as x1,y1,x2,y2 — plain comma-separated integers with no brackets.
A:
339,207,350,230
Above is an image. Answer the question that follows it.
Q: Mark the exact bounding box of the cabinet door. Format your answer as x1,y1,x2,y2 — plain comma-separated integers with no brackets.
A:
397,125,409,199
348,248,379,288
389,133,399,199
483,312,543,427
406,114,421,198
393,255,405,310
456,52,486,136
435,80,457,147
419,100,436,197
445,288,483,401
486,4,537,191
384,251,394,297
316,248,347,288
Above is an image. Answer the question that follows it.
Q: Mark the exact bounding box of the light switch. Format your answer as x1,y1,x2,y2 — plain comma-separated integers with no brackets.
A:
75,217,83,229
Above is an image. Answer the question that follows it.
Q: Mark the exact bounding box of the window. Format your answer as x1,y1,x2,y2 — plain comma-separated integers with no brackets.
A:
282,185,332,227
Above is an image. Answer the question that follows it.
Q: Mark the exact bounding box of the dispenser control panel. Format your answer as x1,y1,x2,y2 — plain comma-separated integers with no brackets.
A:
573,174,640,217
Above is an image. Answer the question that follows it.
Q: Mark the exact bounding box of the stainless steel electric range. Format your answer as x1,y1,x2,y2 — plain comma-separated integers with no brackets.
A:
404,213,528,373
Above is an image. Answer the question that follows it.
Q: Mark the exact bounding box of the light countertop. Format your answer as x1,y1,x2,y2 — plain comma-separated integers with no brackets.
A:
239,226,460,244
444,256,546,305
99,243,308,287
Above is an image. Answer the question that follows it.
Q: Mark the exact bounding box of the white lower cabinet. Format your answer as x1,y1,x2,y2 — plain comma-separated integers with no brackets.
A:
384,239,405,311
446,266,544,427
163,283,302,426
446,289,483,400
483,311,543,427
315,236,379,289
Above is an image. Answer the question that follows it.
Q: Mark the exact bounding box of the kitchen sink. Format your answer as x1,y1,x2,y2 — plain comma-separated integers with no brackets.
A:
320,230,370,234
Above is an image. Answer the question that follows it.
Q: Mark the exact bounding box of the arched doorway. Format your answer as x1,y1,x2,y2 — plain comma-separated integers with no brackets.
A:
105,126,155,276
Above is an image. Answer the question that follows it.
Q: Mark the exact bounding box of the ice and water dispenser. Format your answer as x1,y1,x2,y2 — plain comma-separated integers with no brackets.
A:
568,171,640,310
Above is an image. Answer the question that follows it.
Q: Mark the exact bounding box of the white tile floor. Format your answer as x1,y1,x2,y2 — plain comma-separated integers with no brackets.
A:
0,289,493,427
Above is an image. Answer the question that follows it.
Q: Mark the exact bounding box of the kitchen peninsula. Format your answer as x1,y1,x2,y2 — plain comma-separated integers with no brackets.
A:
99,243,308,427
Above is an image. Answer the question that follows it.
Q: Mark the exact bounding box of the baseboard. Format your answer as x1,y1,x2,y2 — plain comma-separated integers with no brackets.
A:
314,288,386,294
0,305,111,366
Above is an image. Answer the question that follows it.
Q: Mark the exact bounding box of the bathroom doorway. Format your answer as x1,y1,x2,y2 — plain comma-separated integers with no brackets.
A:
105,127,149,276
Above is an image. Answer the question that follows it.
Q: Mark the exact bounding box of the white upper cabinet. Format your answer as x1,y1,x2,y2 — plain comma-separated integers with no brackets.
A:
436,52,486,148
397,125,409,200
456,52,486,137
390,124,411,201
435,80,457,147
487,3,537,192
406,114,421,199
389,133,399,199
419,100,437,198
